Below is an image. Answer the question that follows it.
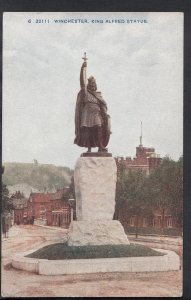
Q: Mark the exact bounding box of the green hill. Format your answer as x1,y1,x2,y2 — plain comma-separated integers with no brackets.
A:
3,162,73,194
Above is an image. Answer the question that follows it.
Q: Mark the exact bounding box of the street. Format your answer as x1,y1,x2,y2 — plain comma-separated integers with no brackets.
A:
1,225,182,297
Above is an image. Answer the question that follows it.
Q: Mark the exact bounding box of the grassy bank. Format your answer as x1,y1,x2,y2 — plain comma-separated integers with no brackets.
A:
26,243,164,260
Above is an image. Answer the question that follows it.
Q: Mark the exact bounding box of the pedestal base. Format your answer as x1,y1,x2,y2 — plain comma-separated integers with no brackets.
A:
81,152,112,157
67,220,130,246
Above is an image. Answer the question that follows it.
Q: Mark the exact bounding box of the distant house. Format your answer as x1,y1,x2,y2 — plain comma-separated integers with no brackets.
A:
50,188,71,228
123,206,182,234
12,194,28,225
13,187,73,228
28,192,54,226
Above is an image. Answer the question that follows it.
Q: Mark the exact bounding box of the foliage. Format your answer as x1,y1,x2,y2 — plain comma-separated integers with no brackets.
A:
33,159,38,166
63,176,75,200
147,156,183,226
115,168,151,220
10,190,25,199
1,183,13,214
26,243,164,260
3,162,73,191
115,156,183,228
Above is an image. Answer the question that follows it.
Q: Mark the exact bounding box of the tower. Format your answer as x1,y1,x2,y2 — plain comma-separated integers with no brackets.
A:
139,121,143,147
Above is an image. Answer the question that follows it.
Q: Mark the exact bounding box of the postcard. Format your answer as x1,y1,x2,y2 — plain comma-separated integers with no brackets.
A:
2,12,183,297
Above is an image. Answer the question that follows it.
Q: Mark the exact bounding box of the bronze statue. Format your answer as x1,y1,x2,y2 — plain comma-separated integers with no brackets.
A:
74,53,111,152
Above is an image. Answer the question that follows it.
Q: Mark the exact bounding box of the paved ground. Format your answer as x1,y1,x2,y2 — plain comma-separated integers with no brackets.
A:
1,225,183,297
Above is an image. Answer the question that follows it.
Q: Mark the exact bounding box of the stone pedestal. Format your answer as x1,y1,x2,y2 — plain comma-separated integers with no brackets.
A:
68,220,129,246
68,156,130,246
75,157,117,221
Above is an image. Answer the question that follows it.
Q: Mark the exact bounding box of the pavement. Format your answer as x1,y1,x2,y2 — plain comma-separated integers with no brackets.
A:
128,234,183,256
1,224,183,297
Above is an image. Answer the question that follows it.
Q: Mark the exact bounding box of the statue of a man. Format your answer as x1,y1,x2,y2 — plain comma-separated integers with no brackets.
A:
74,56,111,153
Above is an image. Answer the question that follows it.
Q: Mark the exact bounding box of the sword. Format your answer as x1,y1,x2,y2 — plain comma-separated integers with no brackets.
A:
82,52,88,90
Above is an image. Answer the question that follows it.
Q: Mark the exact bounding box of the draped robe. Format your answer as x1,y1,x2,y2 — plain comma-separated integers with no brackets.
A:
74,88,110,148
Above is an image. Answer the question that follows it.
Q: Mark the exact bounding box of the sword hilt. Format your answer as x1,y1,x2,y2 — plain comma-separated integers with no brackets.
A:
82,52,88,63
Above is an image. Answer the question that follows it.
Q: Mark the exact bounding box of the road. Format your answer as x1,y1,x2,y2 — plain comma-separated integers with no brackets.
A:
1,225,182,297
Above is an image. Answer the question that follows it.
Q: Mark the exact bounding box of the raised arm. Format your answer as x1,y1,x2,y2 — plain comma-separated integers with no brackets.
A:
80,61,87,90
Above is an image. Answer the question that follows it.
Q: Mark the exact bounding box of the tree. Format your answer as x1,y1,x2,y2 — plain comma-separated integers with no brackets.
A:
69,176,75,199
63,176,76,220
172,156,183,226
147,156,183,228
115,168,150,223
1,184,13,237
10,190,25,199
2,184,13,214
33,159,38,166
64,176,75,200
115,156,183,231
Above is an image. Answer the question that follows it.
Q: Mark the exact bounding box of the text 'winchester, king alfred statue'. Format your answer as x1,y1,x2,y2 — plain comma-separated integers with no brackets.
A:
74,53,111,154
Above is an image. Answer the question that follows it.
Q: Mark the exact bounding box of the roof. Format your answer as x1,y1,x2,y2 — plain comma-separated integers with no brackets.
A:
29,188,70,203
50,188,69,201
30,193,54,203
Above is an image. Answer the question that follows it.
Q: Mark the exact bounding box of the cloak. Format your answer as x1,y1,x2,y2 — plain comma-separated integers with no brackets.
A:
74,89,110,147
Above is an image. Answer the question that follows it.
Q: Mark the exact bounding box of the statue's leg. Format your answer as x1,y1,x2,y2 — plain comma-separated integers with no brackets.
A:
97,126,107,152
85,127,91,152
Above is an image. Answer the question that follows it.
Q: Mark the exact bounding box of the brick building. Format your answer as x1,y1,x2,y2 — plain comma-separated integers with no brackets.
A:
114,132,181,232
28,192,54,226
115,138,161,175
128,209,177,229
13,188,72,227
51,188,71,227
114,139,181,232
12,196,28,225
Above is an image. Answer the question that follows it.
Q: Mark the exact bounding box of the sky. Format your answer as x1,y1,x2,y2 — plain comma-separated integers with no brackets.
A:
3,12,183,168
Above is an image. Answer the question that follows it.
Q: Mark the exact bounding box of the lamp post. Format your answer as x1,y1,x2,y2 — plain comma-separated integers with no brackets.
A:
135,214,138,239
68,198,75,222
134,205,140,239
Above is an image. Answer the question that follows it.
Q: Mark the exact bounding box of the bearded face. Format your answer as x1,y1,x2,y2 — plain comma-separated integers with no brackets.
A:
87,77,97,91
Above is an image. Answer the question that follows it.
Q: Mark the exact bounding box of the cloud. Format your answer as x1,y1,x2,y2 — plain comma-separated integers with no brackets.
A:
3,12,183,167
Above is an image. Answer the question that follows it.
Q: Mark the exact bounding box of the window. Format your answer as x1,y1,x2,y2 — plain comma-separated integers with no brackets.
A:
166,217,173,228
40,205,46,219
153,216,162,228
158,216,161,227
40,205,46,212
130,216,136,227
143,217,147,227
